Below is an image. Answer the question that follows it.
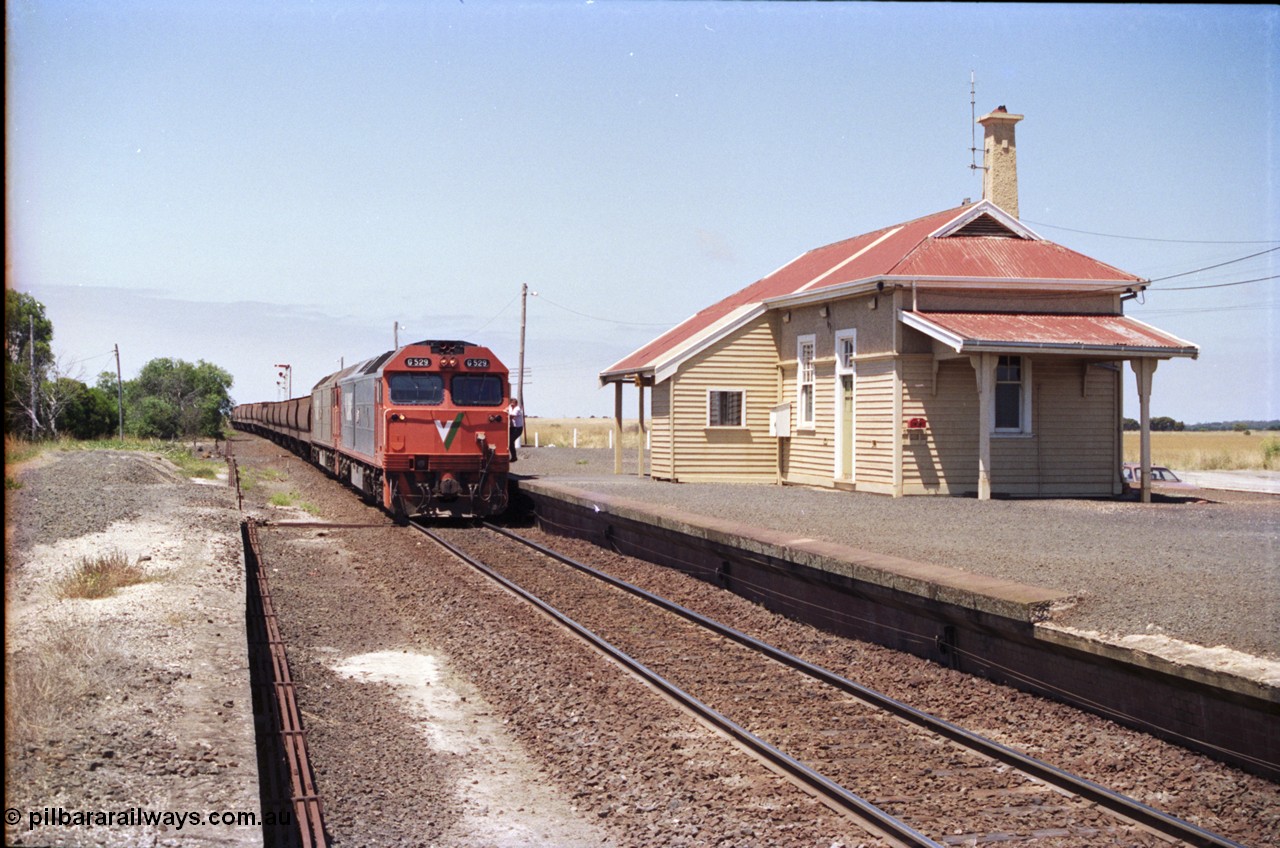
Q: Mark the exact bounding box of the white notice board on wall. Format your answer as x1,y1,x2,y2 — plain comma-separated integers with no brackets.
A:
769,403,791,438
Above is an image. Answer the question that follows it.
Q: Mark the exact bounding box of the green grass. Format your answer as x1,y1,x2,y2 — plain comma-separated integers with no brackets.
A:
5,435,41,490
5,434,42,465
268,490,319,515
6,434,228,488
238,466,286,492
47,435,226,478
57,551,152,600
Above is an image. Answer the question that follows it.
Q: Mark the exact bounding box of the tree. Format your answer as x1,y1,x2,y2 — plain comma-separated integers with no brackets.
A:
57,380,118,440
1150,416,1185,432
5,290,55,437
124,358,234,439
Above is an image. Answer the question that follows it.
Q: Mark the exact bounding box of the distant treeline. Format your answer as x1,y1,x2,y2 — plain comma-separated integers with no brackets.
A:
1121,418,1279,432
1188,420,1280,432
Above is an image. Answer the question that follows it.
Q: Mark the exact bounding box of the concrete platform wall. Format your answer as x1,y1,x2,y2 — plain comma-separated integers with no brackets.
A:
517,480,1279,782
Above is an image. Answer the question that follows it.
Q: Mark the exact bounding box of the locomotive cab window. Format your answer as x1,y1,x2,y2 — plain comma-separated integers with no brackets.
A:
388,373,444,405
451,374,504,406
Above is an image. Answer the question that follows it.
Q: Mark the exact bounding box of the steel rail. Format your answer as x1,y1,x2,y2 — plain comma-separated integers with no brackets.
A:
417,524,942,848
244,519,328,848
485,522,1247,848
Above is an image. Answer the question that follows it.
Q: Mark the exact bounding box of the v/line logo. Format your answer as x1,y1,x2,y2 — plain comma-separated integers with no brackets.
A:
433,413,465,449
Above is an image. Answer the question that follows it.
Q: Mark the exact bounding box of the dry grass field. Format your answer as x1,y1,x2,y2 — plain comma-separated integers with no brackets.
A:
522,417,647,450
523,420,1279,471
1124,430,1278,470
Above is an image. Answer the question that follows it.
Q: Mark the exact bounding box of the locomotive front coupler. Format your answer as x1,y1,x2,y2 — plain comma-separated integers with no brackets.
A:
438,472,462,500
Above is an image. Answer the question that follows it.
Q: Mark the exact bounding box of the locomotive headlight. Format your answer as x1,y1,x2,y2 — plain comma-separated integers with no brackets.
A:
415,457,427,470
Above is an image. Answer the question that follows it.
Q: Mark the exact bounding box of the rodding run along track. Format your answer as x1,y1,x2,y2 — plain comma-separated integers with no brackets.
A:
417,522,1246,848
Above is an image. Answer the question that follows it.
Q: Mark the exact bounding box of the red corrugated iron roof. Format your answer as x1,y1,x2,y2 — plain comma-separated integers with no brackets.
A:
903,311,1198,358
601,200,1151,380
891,237,1142,282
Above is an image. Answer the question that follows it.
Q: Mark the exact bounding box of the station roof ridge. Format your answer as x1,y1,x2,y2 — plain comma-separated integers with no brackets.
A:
601,199,1147,383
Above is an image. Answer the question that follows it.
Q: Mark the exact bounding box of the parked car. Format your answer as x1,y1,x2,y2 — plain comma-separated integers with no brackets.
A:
1121,462,1197,491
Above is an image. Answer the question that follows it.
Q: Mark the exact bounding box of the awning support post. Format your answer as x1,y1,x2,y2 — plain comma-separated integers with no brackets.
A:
1131,359,1158,503
635,376,646,478
613,382,623,475
971,353,995,501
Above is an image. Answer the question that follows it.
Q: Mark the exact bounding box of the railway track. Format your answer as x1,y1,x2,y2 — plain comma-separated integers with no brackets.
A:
418,521,1245,848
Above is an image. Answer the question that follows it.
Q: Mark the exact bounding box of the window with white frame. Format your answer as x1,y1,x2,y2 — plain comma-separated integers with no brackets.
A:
707,389,745,427
836,331,856,373
994,355,1031,432
797,335,816,429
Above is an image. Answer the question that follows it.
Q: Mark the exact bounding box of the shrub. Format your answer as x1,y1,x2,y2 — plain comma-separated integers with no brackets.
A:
1264,437,1280,470
57,551,149,600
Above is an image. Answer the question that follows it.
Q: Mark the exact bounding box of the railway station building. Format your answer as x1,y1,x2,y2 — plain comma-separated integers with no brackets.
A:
599,108,1197,501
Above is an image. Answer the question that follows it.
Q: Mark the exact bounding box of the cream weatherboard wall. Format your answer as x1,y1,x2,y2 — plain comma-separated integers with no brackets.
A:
645,289,1126,496
851,358,897,493
898,355,1121,496
651,316,779,483
649,380,673,480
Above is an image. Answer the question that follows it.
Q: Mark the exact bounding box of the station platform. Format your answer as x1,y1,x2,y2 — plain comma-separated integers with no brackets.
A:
509,447,1279,780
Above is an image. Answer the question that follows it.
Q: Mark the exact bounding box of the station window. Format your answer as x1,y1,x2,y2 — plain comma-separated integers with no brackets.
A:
797,335,816,429
707,390,745,427
838,333,856,372
994,355,1031,432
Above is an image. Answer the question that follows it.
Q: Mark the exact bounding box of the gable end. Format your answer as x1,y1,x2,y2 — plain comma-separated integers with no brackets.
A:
947,213,1022,238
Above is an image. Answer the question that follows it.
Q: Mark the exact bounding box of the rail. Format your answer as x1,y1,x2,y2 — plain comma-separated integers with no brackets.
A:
419,523,945,847
481,522,1246,848
243,519,328,848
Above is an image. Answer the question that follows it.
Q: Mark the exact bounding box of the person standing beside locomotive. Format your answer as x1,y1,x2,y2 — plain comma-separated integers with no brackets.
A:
508,398,524,462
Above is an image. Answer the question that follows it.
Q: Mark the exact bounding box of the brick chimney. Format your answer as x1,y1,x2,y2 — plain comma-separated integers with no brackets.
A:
977,106,1024,218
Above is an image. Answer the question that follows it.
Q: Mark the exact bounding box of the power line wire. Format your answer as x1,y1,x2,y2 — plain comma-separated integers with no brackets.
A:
1153,273,1280,292
469,292,519,336
1146,246,1280,283
1137,302,1278,315
536,294,677,327
1023,219,1280,245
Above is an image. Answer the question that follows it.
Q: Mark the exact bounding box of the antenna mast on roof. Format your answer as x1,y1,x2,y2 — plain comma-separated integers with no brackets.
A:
969,71,986,181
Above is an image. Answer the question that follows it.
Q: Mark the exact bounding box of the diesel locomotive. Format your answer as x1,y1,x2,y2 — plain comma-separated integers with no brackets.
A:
231,340,511,520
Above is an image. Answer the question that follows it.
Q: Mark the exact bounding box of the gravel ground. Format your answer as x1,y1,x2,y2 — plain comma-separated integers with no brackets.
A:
231,436,865,848
241,435,1277,847
5,448,260,848
512,447,1280,661
7,440,1274,848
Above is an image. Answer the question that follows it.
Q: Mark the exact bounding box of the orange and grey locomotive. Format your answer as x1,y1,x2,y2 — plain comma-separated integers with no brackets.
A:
232,340,511,520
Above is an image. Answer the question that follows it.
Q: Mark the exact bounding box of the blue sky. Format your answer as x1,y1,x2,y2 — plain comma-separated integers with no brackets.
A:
8,2,1277,422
